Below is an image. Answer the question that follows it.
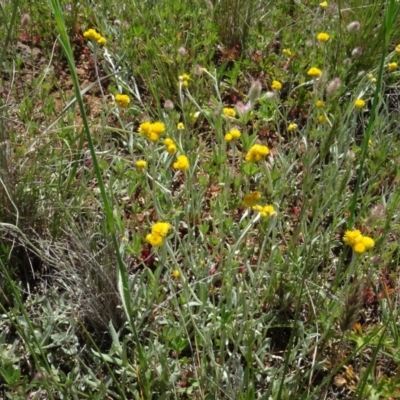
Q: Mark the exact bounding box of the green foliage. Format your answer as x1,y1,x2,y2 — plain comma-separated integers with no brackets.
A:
1,0,400,398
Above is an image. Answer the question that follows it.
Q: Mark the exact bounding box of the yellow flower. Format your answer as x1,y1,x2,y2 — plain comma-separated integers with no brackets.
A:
388,62,398,72
287,123,298,131
317,32,330,43
354,99,366,109
271,80,282,90
224,129,241,142
173,155,190,171
343,230,363,247
83,29,101,41
165,139,177,154
360,236,375,250
145,233,164,247
252,204,276,217
243,191,261,207
353,242,366,254
177,122,185,130
179,74,190,87
315,100,325,108
319,1,328,8
282,48,292,56
136,160,147,170
317,115,327,124
396,44,400,55
97,36,107,46
151,222,171,238
138,121,165,142
138,121,152,136
223,107,236,117
367,73,377,83
151,122,166,135
245,144,270,162
307,67,322,78
172,269,180,278
115,94,130,108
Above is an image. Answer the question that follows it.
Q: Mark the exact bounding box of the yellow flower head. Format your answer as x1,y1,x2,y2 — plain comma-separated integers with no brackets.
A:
172,269,180,278
173,155,190,171
151,222,171,238
388,62,398,72
319,1,328,8
354,99,366,109
243,191,261,207
136,160,147,170
271,80,282,91
317,32,330,43
224,129,241,142
177,122,185,130
83,29,102,41
343,230,363,247
115,94,130,108
287,123,298,131
396,44,400,55
223,107,236,117
138,121,152,136
315,100,325,108
97,36,107,46
360,236,375,250
252,204,276,218
282,48,292,56
245,144,270,162
145,233,164,247
151,122,166,135
307,67,322,78
317,115,327,124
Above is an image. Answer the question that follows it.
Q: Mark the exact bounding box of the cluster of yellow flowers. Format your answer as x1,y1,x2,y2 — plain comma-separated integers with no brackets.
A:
164,138,177,154
242,191,276,218
245,144,270,162
177,122,185,130
138,121,166,142
146,222,171,247
173,155,190,171
253,204,276,218
319,1,328,8
243,191,261,207
83,28,107,46
287,123,298,132
178,73,190,87
343,229,375,254
115,94,130,108
224,129,241,142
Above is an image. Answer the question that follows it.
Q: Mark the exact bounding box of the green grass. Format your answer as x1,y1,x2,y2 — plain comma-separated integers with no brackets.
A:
1,0,400,398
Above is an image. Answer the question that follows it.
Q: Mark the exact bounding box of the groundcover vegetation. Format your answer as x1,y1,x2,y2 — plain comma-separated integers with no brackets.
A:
1,0,400,398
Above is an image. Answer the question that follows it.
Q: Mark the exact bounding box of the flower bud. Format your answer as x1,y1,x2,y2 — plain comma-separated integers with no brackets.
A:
347,21,360,32
21,13,31,28
164,99,174,111
351,46,363,58
247,80,262,104
326,77,341,97
178,46,186,57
